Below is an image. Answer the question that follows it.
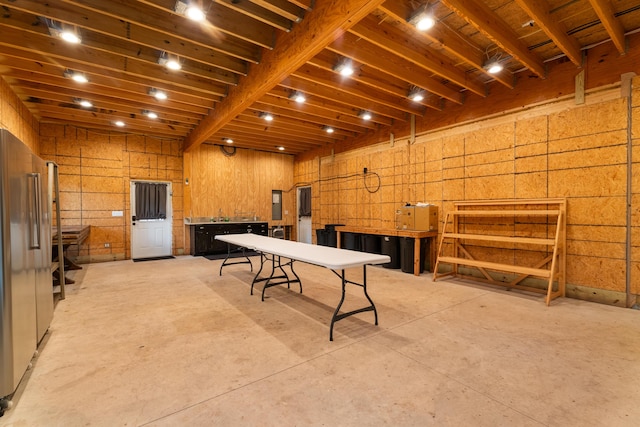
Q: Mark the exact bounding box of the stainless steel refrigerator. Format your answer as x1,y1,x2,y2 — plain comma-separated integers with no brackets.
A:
0,129,53,408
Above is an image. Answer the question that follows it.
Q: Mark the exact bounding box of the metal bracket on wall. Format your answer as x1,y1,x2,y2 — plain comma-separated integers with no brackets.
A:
409,114,416,144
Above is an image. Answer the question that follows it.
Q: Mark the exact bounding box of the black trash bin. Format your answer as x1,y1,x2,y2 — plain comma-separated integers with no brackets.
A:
400,237,427,274
324,224,343,248
316,229,328,246
341,232,361,251
381,236,400,269
361,234,381,254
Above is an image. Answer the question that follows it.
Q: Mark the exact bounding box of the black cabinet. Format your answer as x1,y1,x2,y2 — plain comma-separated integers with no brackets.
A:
190,222,268,256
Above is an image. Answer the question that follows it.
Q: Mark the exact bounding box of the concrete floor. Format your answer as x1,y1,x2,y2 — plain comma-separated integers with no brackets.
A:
2,255,640,426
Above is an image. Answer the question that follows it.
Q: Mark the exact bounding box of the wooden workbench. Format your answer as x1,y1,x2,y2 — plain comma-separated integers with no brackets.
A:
335,226,437,276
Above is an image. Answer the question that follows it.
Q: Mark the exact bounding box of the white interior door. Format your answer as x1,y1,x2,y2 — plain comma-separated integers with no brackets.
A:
131,181,172,259
297,186,312,244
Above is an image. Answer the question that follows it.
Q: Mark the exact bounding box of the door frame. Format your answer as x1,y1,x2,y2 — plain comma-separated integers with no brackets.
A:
130,179,173,258
297,186,312,243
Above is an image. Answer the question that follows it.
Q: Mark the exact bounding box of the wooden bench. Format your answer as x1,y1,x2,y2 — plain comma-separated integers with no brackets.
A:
433,199,566,305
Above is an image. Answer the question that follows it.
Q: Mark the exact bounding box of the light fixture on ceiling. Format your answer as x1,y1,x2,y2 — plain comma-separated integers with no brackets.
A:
44,18,82,44
114,120,125,127
64,69,88,83
323,126,335,134
408,87,425,102
175,0,206,22
260,112,274,122
277,146,285,151
359,111,372,121
149,88,168,100
222,137,234,144
333,58,354,77
73,98,93,108
290,91,306,104
408,3,436,31
143,110,158,119
483,54,504,74
158,52,182,71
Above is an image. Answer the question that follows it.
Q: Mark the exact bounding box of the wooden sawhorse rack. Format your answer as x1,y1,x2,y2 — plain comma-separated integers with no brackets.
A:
433,198,566,305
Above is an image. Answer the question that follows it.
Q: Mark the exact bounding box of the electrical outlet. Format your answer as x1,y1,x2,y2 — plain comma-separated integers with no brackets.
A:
104,243,110,248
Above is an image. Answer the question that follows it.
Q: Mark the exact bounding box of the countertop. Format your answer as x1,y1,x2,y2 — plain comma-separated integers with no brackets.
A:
185,219,267,226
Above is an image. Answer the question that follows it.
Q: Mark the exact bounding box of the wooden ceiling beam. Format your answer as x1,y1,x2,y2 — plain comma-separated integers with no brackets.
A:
183,0,387,152
3,0,251,73
214,0,293,32
19,88,204,124
210,127,323,148
235,112,354,139
2,63,215,112
378,0,514,89
440,0,546,78
307,51,442,112
328,32,464,104
515,0,582,66
267,87,394,127
249,101,373,133
588,0,626,55
101,0,275,49
31,106,189,136
350,15,486,97
293,64,426,117
0,25,229,97
247,0,305,23
281,74,408,122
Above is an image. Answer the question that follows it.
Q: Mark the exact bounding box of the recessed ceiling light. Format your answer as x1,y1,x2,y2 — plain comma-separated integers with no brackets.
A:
482,52,503,74
114,120,125,127
45,19,82,44
359,111,372,121
74,98,93,108
149,88,168,100
60,30,81,44
261,112,274,122
64,69,88,83
409,4,436,31
334,59,354,77
290,92,306,103
408,88,425,102
143,110,158,119
175,1,206,22
223,137,234,144
277,146,285,151
324,126,335,134
159,52,182,71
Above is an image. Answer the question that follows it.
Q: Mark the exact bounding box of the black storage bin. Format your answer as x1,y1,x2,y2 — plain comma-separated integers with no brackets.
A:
325,229,337,247
341,232,361,250
322,224,342,247
400,237,427,274
316,229,328,246
381,236,400,269
361,234,381,254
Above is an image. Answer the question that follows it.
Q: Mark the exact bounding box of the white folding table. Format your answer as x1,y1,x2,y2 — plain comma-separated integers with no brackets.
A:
215,233,390,340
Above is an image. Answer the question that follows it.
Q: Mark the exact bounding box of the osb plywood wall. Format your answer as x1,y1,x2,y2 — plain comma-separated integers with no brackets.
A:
0,76,39,152
295,80,640,305
184,144,295,247
39,124,184,262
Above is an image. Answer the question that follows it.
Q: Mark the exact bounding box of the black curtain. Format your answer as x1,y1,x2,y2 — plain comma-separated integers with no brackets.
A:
135,183,167,220
299,187,311,217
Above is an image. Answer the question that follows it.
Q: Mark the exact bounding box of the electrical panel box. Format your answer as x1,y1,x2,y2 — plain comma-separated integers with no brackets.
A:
396,205,438,231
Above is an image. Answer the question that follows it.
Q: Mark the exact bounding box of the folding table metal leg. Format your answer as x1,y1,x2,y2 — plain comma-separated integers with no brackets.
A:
219,243,253,276
249,253,302,301
329,265,378,341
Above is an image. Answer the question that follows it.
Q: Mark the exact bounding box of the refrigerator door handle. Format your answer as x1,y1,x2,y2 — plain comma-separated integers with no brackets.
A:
28,172,42,249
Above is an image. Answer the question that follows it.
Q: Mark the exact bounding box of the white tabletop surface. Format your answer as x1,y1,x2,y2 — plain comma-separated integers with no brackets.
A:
215,233,390,270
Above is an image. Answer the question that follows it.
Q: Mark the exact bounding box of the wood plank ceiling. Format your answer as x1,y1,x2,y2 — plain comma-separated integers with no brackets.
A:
0,0,639,155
